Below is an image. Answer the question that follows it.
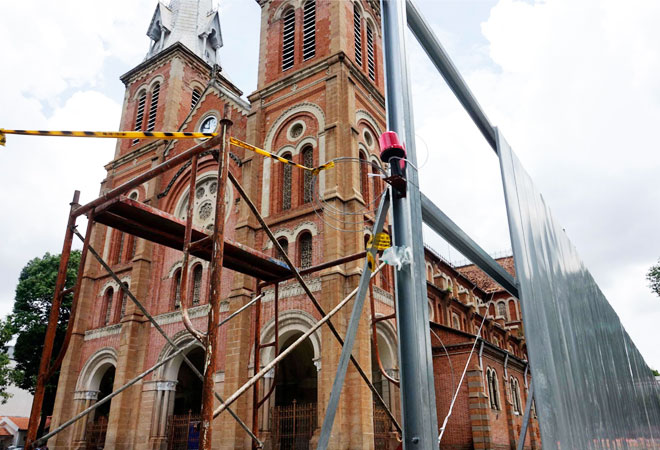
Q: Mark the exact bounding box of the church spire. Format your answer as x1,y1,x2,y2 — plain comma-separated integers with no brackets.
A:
146,0,223,66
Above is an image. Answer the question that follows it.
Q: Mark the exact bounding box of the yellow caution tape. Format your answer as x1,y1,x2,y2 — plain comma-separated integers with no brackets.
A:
0,130,335,174
229,137,334,174
0,129,216,145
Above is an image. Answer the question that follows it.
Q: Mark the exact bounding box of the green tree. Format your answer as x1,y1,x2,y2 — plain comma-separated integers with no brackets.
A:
648,259,660,298
0,251,81,424
652,369,660,377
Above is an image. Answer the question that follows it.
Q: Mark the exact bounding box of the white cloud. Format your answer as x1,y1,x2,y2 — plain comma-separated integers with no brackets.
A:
413,0,660,368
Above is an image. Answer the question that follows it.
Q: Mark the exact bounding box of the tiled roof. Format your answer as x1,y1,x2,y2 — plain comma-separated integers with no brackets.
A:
456,256,516,294
0,427,11,436
7,416,29,430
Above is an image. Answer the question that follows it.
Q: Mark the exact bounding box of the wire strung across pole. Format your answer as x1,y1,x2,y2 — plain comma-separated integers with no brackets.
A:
437,312,488,446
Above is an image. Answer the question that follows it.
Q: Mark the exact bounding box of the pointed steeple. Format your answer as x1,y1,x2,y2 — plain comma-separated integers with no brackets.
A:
146,0,223,66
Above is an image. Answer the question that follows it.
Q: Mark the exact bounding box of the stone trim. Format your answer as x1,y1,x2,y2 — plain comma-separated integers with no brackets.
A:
74,390,99,401
373,285,393,306
84,323,123,341
262,277,321,302
151,304,211,327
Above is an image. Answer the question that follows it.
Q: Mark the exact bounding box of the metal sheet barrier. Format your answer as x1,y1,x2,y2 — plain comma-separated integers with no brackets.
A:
498,129,660,449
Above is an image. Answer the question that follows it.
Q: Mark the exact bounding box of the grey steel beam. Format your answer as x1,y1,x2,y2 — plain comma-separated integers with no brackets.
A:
406,0,497,152
381,0,439,447
316,191,390,449
420,193,519,298
517,382,534,450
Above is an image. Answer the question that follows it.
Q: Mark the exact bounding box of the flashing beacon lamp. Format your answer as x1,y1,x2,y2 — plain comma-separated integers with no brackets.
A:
379,131,407,196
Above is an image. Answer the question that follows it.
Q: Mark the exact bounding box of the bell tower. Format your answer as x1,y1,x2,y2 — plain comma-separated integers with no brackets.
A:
217,1,393,448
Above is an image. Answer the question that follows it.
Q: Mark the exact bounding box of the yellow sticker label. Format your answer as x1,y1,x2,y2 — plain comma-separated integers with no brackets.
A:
373,232,391,250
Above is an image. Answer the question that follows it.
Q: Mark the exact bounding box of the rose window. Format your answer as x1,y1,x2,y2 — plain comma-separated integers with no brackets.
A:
177,175,233,231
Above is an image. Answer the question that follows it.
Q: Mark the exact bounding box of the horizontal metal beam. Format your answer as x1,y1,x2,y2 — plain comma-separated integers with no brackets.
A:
421,193,519,298
406,0,497,152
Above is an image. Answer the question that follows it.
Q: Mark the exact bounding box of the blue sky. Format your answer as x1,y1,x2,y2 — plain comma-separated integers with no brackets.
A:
0,0,659,371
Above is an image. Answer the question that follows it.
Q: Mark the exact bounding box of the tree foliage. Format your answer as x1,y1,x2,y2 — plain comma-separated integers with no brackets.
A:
647,259,660,298
0,250,81,415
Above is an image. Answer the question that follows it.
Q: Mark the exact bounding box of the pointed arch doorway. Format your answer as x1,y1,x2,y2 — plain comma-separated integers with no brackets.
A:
272,332,318,450
84,365,115,450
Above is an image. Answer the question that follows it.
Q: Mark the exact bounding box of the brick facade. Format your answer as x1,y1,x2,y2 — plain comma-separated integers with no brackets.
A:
48,1,541,449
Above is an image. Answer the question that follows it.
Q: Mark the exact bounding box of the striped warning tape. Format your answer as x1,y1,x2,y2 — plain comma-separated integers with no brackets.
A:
229,137,334,174
0,129,215,144
0,129,335,174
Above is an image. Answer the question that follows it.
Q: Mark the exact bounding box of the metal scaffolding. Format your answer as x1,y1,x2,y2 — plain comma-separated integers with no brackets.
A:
21,1,660,449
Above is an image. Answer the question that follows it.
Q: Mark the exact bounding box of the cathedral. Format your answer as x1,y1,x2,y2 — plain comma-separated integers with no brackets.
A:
48,1,541,449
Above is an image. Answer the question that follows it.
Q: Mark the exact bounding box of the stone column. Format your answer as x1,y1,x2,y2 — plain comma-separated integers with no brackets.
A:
467,368,492,450
147,380,177,450
72,390,99,450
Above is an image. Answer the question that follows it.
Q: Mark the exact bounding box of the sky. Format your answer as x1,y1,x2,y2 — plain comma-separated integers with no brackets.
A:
0,0,658,370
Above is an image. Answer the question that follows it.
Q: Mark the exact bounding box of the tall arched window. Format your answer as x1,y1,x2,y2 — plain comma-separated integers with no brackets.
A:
192,264,203,305
191,88,201,111
359,151,369,204
366,23,376,81
511,377,522,414
302,0,316,61
277,238,289,260
119,283,128,320
487,368,500,410
508,299,518,321
282,9,295,71
302,146,313,203
281,153,293,211
133,91,147,145
172,268,182,309
146,83,160,132
497,302,508,319
127,192,139,260
115,232,125,265
354,4,362,66
103,288,114,326
299,232,312,269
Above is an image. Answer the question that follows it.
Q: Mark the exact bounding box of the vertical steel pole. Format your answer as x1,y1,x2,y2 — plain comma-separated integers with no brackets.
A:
26,191,80,450
200,116,232,450
380,0,439,447
517,382,534,450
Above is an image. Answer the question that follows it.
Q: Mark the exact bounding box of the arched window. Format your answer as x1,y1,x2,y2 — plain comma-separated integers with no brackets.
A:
299,232,312,269
302,146,314,203
282,9,295,71
119,283,128,320
133,91,147,145
192,264,203,305
487,368,500,410
146,83,160,132
103,287,114,326
497,301,507,319
281,153,293,211
426,264,433,282
359,151,369,204
508,299,518,321
191,88,201,111
488,303,496,317
302,0,316,61
277,238,289,260
452,313,461,330
353,4,362,66
115,232,125,265
511,377,522,414
127,192,139,260
366,23,375,81
172,268,182,309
